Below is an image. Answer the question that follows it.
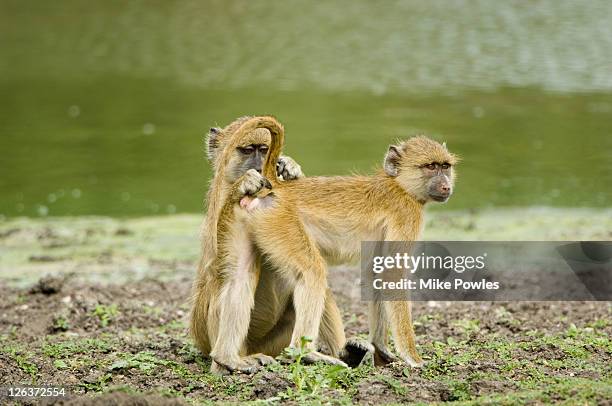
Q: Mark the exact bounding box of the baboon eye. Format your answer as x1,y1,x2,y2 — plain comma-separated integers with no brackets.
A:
238,146,254,154
259,146,269,153
425,163,436,170
441,163,450,169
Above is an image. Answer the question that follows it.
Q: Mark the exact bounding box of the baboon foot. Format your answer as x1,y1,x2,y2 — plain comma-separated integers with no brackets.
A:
211,353,276,375
401,352,425,368
210,360,232,375
247,353,277,367
340,337,374,367
302,351,348,367
373,345,400,367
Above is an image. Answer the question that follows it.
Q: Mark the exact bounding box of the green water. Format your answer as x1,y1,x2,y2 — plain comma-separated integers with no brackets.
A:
1,1,611,217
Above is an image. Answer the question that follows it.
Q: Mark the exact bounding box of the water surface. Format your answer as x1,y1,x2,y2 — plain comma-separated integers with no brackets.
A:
1,1,611,217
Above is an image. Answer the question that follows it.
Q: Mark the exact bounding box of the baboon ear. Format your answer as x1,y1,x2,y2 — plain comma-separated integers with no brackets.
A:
206,127,222,161
384,145,402,177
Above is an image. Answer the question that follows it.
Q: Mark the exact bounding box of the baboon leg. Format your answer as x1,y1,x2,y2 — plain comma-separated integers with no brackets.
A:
249,289,370,367
190,274,214,355
291,263,325,347
238,204,348,363
209,240,271,374
252,217,325,350
248,303,295,356
320,290,372,367
369,300,399,366
380,229,422,367
252,216,346,366
385,301,423,367
319,289,346,357
286,266,346,365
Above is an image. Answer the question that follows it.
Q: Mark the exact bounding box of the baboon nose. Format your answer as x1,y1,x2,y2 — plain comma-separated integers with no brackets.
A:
440,185,450,193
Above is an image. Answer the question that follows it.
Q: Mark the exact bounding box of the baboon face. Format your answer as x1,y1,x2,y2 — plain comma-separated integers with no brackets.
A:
227,143,269,181
207,126,272,183
384,136,458,203
420,162,453,202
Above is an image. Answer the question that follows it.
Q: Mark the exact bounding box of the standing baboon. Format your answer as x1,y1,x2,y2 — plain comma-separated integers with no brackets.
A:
238,136,459,367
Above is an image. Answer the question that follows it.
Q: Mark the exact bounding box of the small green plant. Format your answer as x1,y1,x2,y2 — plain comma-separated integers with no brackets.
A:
281,336,350,401
14,351,39,378
78,373,112,392
453,318,480,335
2,346,39,379
92,304,119,327
53,316,70,331
587,319,608,329
283,336,313,393
379,375,408,396
43,337,112,358
110,351,159,374
448,380,471,401
54,359,69,369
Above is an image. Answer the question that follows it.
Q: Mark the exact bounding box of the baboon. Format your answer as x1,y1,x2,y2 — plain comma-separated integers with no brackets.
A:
190,116,354,374
238,135,459,367
190,116,285,374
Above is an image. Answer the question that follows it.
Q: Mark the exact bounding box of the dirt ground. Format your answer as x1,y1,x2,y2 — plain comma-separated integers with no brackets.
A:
1,211,611,405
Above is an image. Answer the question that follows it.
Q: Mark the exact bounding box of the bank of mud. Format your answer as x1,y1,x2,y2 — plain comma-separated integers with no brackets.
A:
1,210,611,404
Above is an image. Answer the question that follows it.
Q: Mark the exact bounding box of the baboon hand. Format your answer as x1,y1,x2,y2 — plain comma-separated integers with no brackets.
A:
340,338,375,368
239,169,272,197
277,155,303,180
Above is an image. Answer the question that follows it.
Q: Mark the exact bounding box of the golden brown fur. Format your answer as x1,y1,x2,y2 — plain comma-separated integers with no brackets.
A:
190,115,349,373
190,118,457,371
190,116,286,373
240,136,459,366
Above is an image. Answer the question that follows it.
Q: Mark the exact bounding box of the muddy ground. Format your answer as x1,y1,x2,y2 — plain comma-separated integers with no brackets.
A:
0,210,611,405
